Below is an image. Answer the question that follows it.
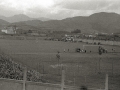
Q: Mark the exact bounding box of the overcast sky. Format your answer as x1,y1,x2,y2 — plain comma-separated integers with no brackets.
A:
0,0,120,19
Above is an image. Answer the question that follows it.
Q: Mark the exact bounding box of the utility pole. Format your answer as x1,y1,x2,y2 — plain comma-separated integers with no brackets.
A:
74,72,75,86
56,51,60,75
42,61,44,74
98,46,102,74
85,75,87,85
112,60,113,76
78,63,79,75
14,25,17,34
99,57,101,73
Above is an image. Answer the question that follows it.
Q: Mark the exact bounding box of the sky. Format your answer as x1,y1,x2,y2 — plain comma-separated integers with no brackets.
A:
0,0,120,19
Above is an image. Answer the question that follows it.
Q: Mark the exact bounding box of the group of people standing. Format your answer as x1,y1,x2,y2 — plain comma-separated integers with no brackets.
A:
64,49,69,53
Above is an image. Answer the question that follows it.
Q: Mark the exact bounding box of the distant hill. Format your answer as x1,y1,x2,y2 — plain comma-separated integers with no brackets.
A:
0,15,6,20
0,14,52,23
12,17,93,32
88,12,120,33
37,17,52,21
0,14,32,23
0,19,9,25
7,14,32,23
1,12,120,33
0,19,9,30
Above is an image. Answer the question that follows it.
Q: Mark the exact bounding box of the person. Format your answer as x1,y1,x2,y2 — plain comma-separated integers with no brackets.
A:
112,48,113,51
68,49,69,52
81,49,83,52
57,51,60,54
98,46,102,55
64,49,65,53
56,51,60,59
80,86,87,90
113,48,115,53
105,49,107,53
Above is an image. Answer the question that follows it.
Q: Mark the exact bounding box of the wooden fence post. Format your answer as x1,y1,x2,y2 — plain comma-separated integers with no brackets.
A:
61,70,65,90
105,74,108,90
74,72,75,86
23,67,27,90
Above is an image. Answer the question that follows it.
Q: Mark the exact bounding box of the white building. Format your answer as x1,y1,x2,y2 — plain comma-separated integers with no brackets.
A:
1,30,7,33
1,26,16,34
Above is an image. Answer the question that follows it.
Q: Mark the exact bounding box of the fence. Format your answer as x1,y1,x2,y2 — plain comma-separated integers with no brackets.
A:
75,39,120,46
0,78,62,90
0,35,46,40
0,73,106,90
0,70,82,90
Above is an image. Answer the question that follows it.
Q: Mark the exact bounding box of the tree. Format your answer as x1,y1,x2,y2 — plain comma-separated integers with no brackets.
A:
28,30,32,33
71,29,81,33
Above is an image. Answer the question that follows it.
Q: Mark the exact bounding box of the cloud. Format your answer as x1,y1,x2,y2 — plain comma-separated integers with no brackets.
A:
50,0,120,19
53,0,112,10
0,1,23,16
26,0,120,19
0,0,55,17
107,1,120,10
26,5,91,19
0,0,120,19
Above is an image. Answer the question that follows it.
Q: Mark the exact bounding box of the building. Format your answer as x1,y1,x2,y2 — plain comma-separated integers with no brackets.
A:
1,30,7,33
1,26,17,34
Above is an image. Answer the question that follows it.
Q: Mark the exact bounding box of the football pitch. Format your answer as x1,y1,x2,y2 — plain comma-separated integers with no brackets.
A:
0,39,120,89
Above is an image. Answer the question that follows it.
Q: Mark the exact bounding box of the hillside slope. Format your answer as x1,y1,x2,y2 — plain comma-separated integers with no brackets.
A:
0,19,9,30
1,12,120,33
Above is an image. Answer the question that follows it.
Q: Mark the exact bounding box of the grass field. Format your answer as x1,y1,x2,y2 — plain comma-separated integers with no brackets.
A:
0,39,120,90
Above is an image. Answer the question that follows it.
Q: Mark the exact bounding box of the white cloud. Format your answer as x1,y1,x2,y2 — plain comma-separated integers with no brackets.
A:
53,0,111,10
0,0,120,19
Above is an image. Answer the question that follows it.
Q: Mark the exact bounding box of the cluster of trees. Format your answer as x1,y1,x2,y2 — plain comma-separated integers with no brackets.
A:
71,29,81,33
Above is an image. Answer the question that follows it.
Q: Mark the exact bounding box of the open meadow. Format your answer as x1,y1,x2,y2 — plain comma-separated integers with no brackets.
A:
0,39,120,90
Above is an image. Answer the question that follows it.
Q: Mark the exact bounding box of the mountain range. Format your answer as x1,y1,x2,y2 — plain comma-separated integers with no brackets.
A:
0,12,120,34
0,14,51,23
